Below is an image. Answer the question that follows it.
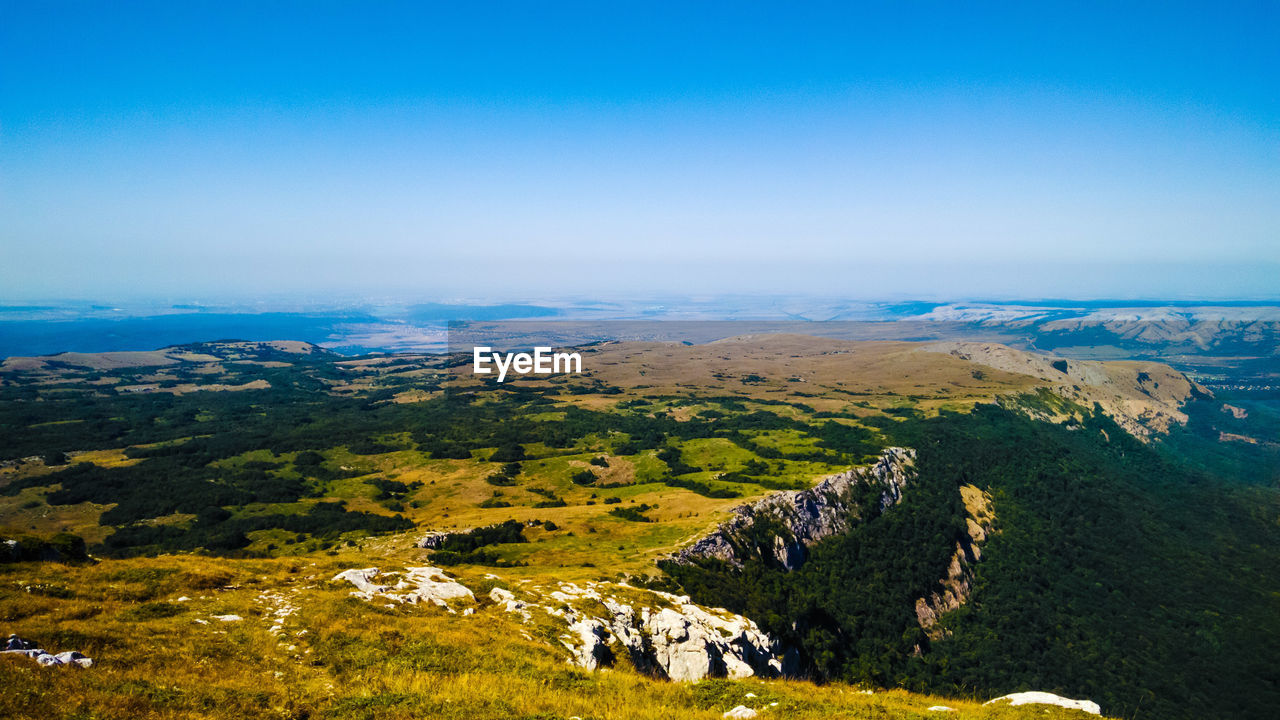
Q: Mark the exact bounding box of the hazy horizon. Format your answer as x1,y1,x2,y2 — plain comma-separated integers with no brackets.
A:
6,283,1280,312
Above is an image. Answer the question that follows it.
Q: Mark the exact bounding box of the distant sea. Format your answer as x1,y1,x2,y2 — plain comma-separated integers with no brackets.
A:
0,304,562,359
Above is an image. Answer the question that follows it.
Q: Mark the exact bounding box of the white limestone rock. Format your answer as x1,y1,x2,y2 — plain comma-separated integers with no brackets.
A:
335,569,780,684
645,607,717,681
333,566,474,612
396,567,476,609
563,618,612,670
628,595,779,682
2,636,93,668
984,691,1101,715
331,567,391,597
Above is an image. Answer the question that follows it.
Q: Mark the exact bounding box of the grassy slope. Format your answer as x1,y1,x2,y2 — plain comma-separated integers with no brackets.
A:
0,553,1107,720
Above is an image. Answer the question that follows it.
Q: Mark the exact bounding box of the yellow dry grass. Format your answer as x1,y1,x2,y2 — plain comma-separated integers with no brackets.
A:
0,553,1111,720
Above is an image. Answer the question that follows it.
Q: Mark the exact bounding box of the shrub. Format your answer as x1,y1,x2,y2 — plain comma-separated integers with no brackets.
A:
608,505,654,522
489,444,526,462
43,451,69,466
123,602,185,621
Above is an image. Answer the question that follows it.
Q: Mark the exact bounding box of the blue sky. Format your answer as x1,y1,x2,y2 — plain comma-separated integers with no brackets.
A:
3,1,1278,301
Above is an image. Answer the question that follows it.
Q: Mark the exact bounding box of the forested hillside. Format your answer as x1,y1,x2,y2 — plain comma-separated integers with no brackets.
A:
665,405,1280,720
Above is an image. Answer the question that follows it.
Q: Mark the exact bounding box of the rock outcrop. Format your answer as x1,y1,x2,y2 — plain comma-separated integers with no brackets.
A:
415,532,451,549
671,447,916,570
337,566,780,682
2,634,93,668
984,691,1101,715
332,566,475,612
520,580,782,682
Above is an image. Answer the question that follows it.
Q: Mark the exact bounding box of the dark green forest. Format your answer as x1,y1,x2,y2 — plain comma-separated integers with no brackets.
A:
664,405,1280,720
0,359,878,556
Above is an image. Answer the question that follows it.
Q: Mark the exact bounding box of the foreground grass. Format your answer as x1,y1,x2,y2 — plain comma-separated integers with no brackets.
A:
2,554,1106,720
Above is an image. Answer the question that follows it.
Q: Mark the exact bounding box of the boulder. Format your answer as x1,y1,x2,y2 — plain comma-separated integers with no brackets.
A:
397,567,475,608
1,635,92,668
333,566,474,612
488,587,531,618
984,691,1101,715
331,567,391,597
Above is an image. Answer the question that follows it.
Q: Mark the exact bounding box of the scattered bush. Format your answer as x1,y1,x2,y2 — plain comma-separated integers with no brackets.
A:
608,505,654,522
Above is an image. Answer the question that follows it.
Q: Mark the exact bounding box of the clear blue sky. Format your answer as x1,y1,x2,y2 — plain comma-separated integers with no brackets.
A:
3,1,1278,301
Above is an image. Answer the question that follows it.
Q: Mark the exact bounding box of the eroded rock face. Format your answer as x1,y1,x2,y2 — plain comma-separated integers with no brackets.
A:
914,484,996,637
672,447,916,570
913,550,972,633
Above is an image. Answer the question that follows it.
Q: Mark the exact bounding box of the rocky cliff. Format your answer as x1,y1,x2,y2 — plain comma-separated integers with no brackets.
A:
913,484,995,637
671,448,997,637
670,447,916,570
